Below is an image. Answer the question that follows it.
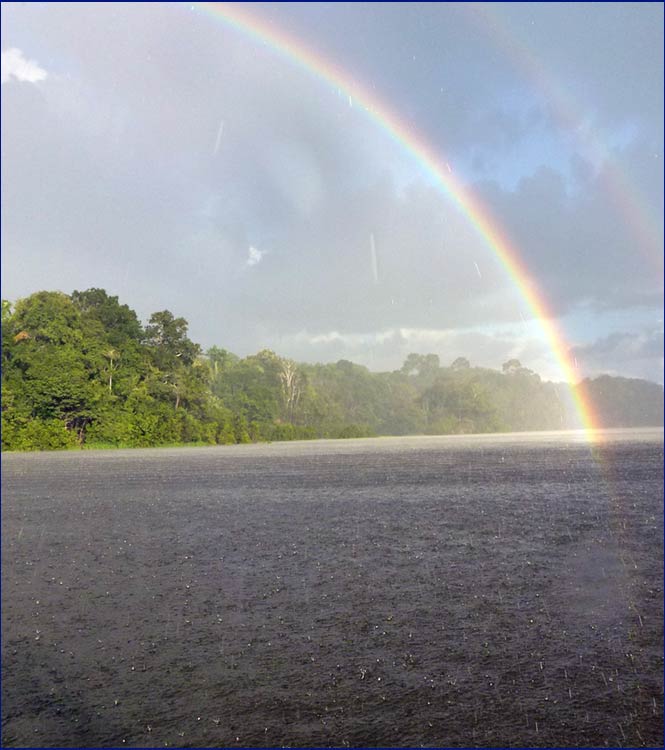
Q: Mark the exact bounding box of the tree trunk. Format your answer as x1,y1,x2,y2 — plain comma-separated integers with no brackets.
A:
280,360,301,423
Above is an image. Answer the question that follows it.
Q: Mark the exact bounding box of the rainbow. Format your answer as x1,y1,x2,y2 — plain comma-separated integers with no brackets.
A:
465,3,663,274
192,1,600,435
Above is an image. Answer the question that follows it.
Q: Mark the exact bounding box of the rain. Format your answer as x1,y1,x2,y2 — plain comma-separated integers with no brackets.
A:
1,2,663,748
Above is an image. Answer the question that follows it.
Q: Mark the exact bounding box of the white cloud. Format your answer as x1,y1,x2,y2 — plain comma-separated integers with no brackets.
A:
276,325,562,378
246,245,265,267
1,48,48,85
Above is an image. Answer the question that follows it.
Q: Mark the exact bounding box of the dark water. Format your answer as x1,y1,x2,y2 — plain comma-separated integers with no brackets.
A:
2,430,663,748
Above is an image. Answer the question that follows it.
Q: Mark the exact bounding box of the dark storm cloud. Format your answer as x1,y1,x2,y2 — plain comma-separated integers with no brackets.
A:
571,328,664,384
474,154,663,317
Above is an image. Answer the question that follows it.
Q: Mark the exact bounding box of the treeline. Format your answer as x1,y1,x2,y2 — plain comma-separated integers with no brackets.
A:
576,375,664,428
1,290,662,451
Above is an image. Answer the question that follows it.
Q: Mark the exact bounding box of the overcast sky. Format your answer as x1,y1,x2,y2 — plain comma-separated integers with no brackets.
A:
2,2,663,382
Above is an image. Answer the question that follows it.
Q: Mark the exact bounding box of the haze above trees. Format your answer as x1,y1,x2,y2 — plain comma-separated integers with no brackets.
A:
2,290,662,451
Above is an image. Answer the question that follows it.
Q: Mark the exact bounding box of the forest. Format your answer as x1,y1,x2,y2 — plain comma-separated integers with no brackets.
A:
1,289,662,451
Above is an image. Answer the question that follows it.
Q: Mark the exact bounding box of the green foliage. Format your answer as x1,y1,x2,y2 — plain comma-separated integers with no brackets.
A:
421,375,502,434
72,288,143,346
144,310,200,368
450,356,471,371
2,414,78,451
11,291,83,347
2,289,662,452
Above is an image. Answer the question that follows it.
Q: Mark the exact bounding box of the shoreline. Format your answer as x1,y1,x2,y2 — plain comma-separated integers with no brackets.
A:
3,425,663,459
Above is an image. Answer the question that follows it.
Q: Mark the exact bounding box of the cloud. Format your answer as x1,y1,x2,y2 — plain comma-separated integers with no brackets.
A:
473,158,663,316
1,3,661,384
272,325,558,378
246,245,266,267
1,48,47,85
570,328,664,383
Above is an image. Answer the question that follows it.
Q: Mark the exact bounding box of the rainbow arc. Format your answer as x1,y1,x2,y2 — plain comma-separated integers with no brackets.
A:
193,1,602,436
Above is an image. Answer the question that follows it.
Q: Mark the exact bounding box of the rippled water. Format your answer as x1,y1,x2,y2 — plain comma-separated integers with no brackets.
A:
2,430,663,747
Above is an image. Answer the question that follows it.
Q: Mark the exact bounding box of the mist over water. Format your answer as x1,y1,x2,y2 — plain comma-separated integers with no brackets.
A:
2,4,662,744
2,430,663,747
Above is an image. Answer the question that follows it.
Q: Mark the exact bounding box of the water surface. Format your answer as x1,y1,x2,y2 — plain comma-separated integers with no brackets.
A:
2,430,663,747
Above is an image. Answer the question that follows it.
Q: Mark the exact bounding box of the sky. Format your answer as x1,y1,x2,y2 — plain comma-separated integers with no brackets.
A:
1,1,663,383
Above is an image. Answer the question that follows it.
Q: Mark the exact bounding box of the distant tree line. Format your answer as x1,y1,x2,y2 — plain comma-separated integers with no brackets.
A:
1,290,662,451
